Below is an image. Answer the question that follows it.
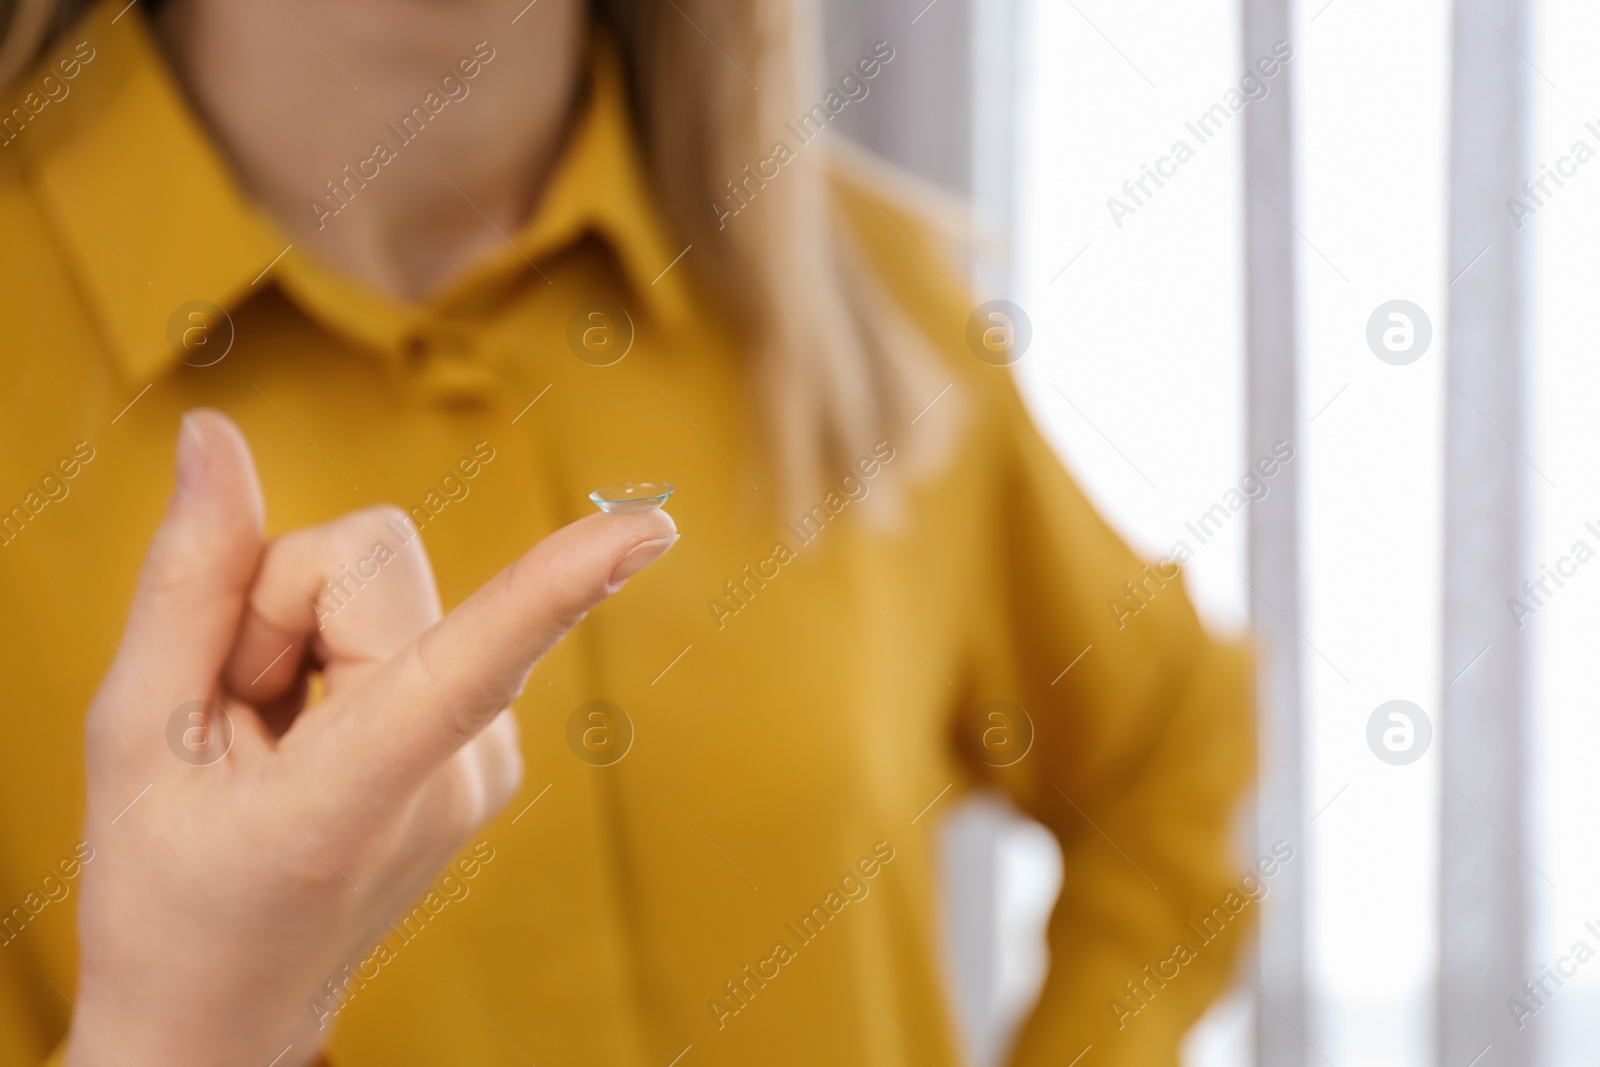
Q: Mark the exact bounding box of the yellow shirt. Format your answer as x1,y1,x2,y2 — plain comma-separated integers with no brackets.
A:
0,4,1254,1065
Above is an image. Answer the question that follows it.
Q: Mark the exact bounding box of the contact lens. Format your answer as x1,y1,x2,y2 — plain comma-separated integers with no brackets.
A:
589,482,675,514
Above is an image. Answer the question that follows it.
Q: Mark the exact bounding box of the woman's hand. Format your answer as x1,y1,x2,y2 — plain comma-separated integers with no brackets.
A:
64,410,677,1067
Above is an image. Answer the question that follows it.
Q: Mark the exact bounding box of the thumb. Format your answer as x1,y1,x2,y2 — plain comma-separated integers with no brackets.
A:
105,410,266,728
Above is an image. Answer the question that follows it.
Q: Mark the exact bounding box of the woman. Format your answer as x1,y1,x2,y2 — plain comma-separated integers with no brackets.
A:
0,0,1254,1064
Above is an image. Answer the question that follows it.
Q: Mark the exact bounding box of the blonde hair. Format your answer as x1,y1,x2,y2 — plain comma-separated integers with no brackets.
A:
0,0,86,86
3,0,954,508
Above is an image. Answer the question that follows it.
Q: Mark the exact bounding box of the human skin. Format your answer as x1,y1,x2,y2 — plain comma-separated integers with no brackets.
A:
64,413,678,1067
156,0,586,300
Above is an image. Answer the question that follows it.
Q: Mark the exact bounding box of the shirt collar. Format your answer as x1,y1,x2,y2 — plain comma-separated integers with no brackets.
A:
15,0,692,387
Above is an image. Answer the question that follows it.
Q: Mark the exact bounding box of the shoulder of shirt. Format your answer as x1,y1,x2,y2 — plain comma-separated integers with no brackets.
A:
824,139,1030,443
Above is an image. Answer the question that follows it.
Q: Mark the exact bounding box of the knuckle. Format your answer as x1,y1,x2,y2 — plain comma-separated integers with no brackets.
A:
407,634,507,753
321,505,437,619
410,627,447,694
362,503,413,532
136,525,205,602
332,505,401,556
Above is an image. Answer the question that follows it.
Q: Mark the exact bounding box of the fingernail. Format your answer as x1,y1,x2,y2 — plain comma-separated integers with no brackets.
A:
174,414,206,500
608,535,679,589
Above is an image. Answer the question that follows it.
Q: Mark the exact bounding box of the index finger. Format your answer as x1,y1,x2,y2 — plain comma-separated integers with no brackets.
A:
291,508,678,810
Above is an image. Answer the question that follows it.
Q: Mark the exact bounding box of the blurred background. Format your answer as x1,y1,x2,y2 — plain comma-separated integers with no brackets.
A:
821,1,1596,1065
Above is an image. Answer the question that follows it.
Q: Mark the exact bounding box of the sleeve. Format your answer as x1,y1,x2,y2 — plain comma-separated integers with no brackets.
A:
958,382,1257,1066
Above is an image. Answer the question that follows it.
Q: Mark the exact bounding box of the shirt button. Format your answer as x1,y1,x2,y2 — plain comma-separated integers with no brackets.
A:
402,324,499,400
403,324,477,367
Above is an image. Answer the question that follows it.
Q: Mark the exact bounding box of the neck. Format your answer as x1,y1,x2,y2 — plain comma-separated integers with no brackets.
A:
157,0,585,301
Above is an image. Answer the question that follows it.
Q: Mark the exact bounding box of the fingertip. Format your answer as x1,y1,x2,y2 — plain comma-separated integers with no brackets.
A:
607,531,678,588
557,508,678,590
176,409,265,531
649,507,678,540
113,412,271,720
175,413,205,498
573,505,677,546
